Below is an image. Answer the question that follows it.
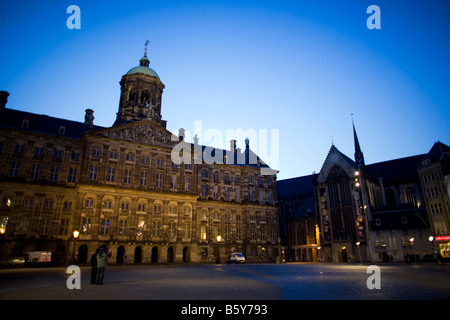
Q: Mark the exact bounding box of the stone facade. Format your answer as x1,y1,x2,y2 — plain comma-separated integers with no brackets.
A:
418,142,450,262
0,53,279,265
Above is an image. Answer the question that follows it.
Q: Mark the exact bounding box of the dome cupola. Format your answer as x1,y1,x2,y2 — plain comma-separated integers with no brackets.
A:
114,41,166,128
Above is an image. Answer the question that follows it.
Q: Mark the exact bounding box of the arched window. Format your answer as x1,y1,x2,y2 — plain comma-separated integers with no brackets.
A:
327,165,348,181
128,88,137,102
141,89,150,104
405,186,417,207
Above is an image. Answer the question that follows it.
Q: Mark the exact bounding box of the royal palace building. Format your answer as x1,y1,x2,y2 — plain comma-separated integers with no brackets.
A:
0,49,279,265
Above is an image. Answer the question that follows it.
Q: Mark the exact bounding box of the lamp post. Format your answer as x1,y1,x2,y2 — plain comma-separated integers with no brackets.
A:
356,241,362,264
355,169,373,264
428,235,436,260
71,230,79,265
410,237,417,263
216,235,222,264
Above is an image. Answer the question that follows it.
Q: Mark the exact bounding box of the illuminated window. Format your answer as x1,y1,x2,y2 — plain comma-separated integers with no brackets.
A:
81,217,92,234
136,217,145,236
200,225,207,240
0,216,9,234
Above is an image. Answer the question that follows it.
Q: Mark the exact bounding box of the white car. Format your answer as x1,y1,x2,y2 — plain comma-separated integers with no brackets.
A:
227,253,246,264
24,251,52,267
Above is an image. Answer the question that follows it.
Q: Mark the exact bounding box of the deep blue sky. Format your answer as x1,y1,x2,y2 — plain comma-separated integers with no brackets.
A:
1,0,449,180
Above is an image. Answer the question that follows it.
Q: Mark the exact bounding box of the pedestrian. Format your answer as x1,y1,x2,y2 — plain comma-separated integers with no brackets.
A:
96,247,112,285
90,248,99,284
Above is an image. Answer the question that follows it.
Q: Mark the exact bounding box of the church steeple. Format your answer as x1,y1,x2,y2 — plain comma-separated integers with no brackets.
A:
353,118,365,168
114,42,166,127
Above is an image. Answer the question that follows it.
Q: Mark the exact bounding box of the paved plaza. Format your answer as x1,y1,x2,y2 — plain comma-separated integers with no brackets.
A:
0,262,449,301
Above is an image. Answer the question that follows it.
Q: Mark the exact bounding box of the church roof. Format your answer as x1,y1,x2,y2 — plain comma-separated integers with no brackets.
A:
292,197,315,219
277,174,315,199
365,154,425,186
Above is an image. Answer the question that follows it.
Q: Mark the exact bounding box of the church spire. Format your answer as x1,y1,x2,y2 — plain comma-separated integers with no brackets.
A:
352,115,365,168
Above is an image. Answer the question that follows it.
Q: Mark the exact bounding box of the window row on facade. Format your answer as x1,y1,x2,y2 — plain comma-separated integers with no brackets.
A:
1,211,277,242
4,159,275,204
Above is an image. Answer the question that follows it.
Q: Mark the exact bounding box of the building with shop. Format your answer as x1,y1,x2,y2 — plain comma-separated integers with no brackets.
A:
418,141,450,262
0,48,279,265
277,124,442,263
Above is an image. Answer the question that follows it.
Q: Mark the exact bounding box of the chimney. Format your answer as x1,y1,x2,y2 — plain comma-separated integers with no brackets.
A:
0,91,9,110
193,134,199,146
84,109,94,128
230,139,237,153
178,128,185,142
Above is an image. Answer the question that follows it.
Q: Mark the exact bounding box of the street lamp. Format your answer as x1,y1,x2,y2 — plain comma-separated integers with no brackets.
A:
410,237,417,263
356,242,362,264
71,230,79,265
216,235,222,264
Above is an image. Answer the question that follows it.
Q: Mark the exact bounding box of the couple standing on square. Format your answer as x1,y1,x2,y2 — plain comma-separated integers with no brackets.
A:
90,245,112,285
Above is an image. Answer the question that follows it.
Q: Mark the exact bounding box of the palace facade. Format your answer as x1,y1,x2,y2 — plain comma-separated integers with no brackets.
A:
0,50,279,265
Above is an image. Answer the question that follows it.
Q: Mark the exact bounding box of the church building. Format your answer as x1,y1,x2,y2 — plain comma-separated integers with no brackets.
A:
277,123,441,263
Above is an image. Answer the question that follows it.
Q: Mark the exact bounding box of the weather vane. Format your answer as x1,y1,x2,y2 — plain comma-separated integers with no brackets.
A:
144,40,150,56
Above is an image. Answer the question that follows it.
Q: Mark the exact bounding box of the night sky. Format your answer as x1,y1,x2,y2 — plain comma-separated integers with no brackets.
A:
1,0,449,179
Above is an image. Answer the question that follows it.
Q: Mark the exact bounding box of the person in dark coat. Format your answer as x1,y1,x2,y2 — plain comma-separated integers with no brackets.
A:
90,248,100,284
96,247,112,285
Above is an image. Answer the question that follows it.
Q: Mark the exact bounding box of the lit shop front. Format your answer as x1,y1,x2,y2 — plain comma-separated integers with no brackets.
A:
435,235,450,261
